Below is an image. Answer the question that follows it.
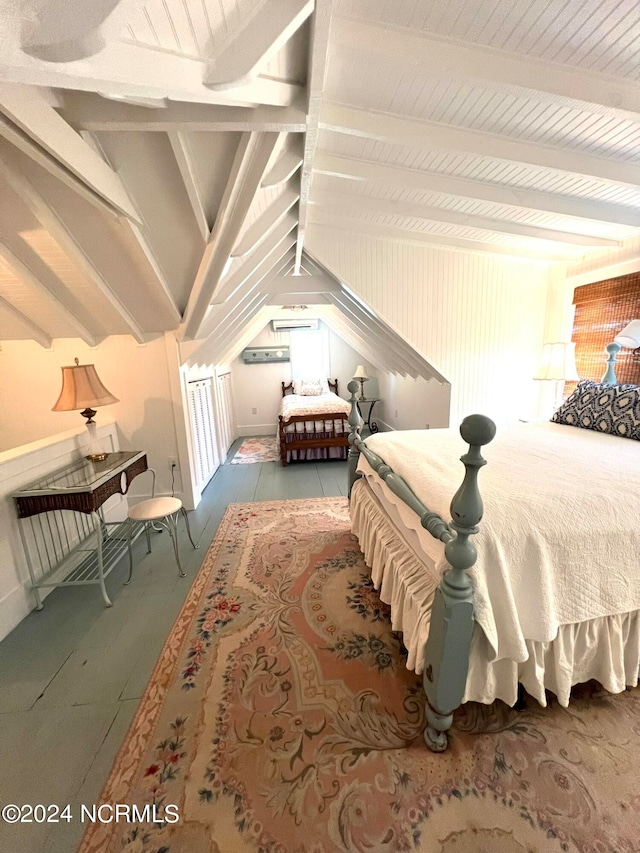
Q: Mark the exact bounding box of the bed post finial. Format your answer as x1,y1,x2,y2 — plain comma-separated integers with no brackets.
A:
347,379,362,498
423,413,496,752
601,342,621,385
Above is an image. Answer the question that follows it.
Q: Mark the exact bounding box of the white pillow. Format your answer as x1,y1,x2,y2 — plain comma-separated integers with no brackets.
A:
294,379,328,396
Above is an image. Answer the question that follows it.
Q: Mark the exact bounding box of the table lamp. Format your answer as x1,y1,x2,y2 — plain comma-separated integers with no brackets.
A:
602,319,640,384
534,341,579,409
52,358,119,461
352,364,369,401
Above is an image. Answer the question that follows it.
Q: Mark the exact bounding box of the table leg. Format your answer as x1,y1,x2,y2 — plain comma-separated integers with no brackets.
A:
93,512,113,607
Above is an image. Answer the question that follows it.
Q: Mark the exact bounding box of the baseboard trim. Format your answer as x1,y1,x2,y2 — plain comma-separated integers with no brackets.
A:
236,424,276,437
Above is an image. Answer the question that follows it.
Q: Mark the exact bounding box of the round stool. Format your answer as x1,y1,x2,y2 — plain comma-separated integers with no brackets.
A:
125,472,198,584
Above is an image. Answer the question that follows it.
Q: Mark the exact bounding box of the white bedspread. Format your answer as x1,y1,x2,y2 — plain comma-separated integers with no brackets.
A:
361,422,640,665
280,391,350,422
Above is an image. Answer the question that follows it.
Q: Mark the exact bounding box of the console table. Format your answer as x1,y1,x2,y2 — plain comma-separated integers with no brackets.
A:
13,451,147,609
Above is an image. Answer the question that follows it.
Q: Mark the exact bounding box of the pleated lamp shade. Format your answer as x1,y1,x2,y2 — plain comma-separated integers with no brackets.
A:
615,320,640,349
52,360,119,414
534,342,580,381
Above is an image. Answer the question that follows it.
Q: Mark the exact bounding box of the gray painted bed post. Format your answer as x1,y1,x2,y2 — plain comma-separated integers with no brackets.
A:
422,414,496,751
347,380,363,496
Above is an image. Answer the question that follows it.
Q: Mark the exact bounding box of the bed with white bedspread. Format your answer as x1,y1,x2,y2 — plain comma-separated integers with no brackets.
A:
346,376,640,750
278,379,350,465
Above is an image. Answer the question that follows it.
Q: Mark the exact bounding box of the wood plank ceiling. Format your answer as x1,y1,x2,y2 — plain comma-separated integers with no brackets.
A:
0,0,639,359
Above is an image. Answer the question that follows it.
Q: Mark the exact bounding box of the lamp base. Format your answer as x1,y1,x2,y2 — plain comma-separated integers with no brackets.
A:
86,452,108,463
358,378,366,401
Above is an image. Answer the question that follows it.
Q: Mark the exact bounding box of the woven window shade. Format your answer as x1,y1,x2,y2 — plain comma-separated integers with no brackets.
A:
569,273,640,392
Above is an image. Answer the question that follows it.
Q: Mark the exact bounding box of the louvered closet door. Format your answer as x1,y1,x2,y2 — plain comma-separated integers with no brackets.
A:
188,378,219,492
216,372,235,458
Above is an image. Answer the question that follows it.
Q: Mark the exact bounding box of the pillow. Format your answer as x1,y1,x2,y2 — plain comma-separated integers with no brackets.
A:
293,379,329,396
551,379,640,440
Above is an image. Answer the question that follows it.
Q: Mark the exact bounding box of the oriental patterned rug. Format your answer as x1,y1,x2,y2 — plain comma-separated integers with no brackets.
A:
80,498,640,853
230,437,279,464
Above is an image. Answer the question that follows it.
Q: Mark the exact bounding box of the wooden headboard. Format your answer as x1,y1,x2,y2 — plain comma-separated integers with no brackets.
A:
282,379,339,397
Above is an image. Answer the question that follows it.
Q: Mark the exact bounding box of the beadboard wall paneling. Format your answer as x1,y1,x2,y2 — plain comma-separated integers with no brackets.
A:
307,230,550,425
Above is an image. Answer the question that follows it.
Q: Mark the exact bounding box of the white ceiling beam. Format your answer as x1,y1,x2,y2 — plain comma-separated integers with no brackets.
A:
59,92,307,132
181,132,280,339
268,293,329,305
221,307,280,365
168,131,210,242
204,0,314,89
20,0,145,62
266,273,339,294
309,213,571,262
0,238,99,346
215,221,298,304
0,33,300,107
321,103,640,189
199,247,296,340
0,84,140,221
314,306,394,375
0,293,52,348
0,150,147,342
261,138,304,188
313,152,640,228
309,189,621,249
295,0,334,273
210,295,271,359
333,16,640,121
231,187,299,257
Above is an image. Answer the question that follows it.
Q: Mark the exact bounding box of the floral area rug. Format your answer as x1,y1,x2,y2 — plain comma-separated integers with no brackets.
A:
230,437,279,464
80,498,640,853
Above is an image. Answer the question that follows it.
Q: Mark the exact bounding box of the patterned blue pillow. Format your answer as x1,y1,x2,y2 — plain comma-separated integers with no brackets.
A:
551,379,640,440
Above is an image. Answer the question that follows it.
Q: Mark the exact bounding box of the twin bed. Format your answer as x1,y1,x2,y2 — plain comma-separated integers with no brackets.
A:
345,368,640,751
277,379,350,465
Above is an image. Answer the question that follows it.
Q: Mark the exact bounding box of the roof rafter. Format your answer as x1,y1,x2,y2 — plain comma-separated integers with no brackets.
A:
262,137,304,188
231,186,299,257
0,239,98,345
0,148,147,342
204,0,314,89
0,292,52,349
0,83,140,220
313,152,640,227
59,92,307,133
321,103,640,188
333,16,640,121
294,0,334,273
310,213,571,262
181,131,280,339
309,189,620,249
168,131,210,242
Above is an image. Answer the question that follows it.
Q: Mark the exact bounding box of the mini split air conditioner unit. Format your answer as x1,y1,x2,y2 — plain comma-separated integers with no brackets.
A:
271,318,319,332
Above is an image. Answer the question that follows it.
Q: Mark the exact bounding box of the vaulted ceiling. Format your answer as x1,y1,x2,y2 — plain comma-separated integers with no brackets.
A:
1,0,639,358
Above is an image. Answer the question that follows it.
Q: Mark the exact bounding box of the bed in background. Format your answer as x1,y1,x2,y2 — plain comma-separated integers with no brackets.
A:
278,379,350,465
346,355,640,751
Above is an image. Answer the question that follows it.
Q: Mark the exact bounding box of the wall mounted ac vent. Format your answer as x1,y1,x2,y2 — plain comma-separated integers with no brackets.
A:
271,318,319,332
242,346,290,364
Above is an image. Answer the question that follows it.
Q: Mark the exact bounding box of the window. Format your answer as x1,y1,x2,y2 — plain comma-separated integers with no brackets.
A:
289,326,330,381
571,273,640,389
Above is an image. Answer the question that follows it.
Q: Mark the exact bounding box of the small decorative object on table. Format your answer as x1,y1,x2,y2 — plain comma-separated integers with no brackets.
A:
602,319,640,384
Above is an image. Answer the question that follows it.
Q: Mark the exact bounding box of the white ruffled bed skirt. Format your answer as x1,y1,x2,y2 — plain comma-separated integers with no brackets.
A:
350,479,640,707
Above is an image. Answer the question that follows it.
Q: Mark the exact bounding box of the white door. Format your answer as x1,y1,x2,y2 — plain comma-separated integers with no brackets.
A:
187,377,219,491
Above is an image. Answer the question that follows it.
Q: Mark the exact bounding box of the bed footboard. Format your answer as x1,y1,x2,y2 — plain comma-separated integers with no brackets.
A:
346,380,496,751
279,413,349,465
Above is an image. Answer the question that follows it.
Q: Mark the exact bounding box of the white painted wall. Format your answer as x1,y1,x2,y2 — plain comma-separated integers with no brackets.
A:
0,335,184,500
308,231,552,426
231,321,378,435
377,374,451,431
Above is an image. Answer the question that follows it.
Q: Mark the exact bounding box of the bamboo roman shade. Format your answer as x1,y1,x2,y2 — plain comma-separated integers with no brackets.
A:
571,273,640,386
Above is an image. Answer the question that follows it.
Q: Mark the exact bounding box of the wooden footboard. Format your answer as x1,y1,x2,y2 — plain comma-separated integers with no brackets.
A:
346,379,496,751
278,413,349,465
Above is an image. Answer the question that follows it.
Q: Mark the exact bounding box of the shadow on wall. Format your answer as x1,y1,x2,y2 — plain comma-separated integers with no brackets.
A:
126,396,181,499
376,376,452,431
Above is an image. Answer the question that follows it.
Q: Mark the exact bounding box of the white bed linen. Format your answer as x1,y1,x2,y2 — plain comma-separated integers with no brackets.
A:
360,421,640,667
351,476,640,707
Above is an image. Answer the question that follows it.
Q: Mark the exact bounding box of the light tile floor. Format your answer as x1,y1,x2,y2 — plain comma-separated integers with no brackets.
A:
0,441,347,852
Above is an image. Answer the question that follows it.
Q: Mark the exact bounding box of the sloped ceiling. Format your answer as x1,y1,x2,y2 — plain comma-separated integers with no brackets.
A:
1,0,639,358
